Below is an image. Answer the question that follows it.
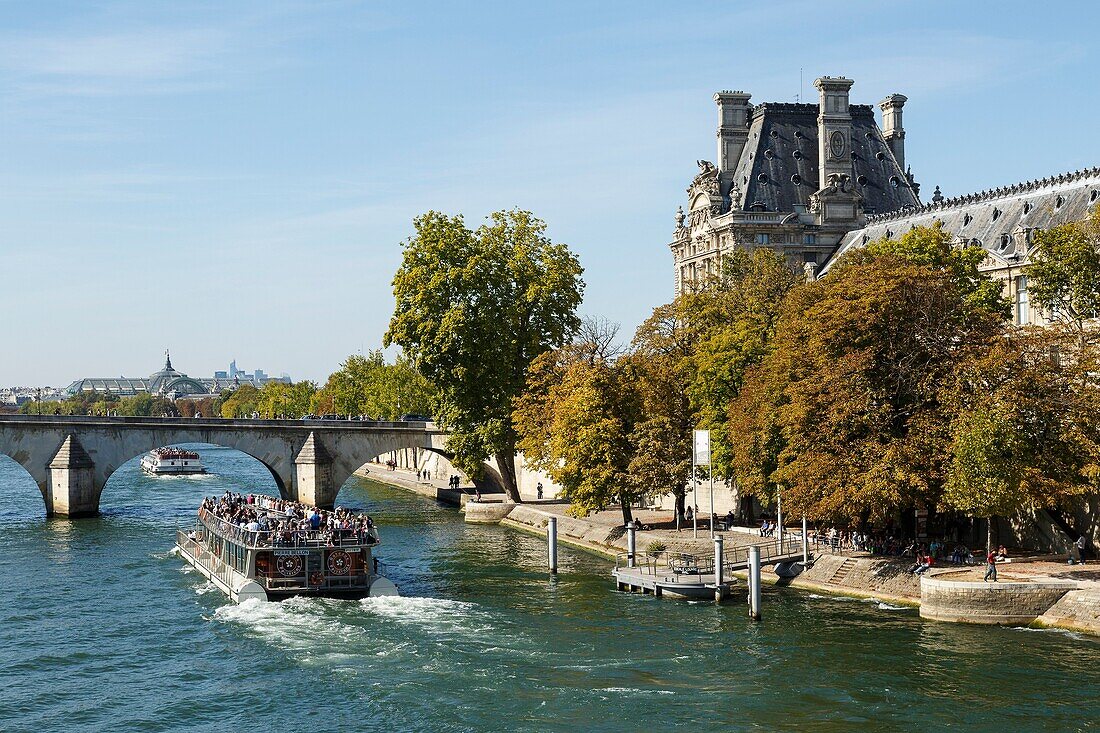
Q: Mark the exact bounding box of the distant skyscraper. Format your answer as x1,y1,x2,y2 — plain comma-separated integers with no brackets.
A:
229,360,238,378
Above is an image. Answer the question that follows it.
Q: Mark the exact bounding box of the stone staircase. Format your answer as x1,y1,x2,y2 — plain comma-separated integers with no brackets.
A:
828,558,857,585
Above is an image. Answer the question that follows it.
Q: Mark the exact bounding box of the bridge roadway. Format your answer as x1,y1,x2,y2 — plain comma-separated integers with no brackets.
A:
0,414,457,517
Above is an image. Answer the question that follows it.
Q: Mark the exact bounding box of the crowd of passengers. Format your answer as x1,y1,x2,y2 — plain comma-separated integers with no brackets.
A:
199,491,378,547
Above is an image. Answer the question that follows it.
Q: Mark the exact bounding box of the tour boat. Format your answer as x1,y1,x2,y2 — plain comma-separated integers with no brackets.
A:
175,503,399,603
141,447,206,475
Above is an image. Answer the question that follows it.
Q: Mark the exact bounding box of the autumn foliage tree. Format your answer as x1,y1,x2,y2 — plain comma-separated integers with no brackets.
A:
514,325,643,521
730,226,1006,525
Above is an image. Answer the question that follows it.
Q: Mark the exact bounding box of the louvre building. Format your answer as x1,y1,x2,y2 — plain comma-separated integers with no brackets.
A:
671,75,1099,326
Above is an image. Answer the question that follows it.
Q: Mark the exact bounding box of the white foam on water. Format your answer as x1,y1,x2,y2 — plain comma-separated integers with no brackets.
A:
875,602,909,611
1010,626,1086,641
600,687,675,695
359,595,484,632
193,582,218,596
214,597,362,650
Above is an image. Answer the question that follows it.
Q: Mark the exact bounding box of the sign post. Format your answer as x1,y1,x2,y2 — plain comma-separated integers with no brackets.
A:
693,430,710,540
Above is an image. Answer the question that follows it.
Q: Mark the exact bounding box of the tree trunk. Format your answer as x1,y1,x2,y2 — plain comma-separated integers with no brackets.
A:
986,516,995,554
619,490,634,525
494,451,521,503
675,492,686,528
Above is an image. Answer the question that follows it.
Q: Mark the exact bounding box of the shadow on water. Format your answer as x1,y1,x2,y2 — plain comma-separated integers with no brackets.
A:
1,455,1099,732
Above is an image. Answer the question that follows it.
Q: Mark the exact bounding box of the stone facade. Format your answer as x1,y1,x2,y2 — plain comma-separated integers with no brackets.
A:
671,76,919,294
672,75,1100,329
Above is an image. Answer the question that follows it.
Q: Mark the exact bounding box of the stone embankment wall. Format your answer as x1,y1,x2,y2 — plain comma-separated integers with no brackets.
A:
1039,589,1100,634
919,574,1076,625
766,553,922,603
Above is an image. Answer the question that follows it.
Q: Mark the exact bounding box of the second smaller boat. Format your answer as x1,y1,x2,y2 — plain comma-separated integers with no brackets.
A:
141,446,206,475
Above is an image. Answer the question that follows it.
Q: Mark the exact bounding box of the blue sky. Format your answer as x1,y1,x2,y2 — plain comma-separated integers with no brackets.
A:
2,0,1098,385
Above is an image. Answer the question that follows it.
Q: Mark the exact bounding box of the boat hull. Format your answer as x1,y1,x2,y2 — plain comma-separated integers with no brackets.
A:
176,537,398,603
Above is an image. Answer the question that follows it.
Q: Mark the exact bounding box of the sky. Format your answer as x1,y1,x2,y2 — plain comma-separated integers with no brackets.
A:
2,0,1099,386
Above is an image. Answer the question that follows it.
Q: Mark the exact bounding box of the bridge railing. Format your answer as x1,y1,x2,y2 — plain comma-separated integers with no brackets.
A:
197,508,379,550
0,413,438,430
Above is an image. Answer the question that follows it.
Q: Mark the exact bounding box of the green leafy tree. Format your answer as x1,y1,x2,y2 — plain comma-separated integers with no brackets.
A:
684,249,800,481
945,329,1096,548
386,209,584,500
1028,209,1100,338
116,393,178,417
219,384,261,418
314,351,435,419
856,221,1008,317
255,381,317,418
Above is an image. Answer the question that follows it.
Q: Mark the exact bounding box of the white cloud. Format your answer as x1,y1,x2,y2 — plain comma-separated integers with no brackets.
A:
0,27,232,80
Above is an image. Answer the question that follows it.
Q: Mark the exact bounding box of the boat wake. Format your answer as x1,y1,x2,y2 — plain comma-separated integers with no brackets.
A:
359,595,491,634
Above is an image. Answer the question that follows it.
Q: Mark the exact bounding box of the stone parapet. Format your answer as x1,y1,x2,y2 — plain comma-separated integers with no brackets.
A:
920,573,1076,625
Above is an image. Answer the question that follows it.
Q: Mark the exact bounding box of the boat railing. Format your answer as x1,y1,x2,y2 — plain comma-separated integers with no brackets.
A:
614,534,805,577
177,528,238,590
197,508,379,550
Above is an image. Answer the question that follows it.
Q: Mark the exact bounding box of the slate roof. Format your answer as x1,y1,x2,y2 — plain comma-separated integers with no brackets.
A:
728,103,920,215
825,166,1100,270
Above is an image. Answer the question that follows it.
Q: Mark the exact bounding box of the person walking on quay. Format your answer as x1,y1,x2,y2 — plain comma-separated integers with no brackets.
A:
537,482,544,500
984,548,998,582
1077,534,1090,564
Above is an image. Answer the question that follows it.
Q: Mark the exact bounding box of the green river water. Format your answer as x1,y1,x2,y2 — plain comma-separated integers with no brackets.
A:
1,446,1098,732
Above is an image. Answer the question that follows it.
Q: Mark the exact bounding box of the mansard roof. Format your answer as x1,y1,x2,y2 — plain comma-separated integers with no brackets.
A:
825,166,1100,270
728,102,920,215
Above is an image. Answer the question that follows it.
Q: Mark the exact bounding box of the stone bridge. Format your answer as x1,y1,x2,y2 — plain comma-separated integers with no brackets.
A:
0,415,456,517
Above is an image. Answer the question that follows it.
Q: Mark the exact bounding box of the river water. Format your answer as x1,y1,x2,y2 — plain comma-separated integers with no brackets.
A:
1,446,1098,732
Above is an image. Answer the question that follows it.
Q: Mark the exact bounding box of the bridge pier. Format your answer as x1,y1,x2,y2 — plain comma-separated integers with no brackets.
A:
47,434,99,517
294,432,337,508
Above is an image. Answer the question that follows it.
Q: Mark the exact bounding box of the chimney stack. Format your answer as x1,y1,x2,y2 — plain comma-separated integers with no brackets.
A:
714,91,751,193
879,94,907,172
814,77,854,191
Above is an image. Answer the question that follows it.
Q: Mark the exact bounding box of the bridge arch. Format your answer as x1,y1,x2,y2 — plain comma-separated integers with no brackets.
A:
0,453,49,518
0,416,449,517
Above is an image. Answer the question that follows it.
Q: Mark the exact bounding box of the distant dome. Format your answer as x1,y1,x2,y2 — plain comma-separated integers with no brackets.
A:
147,351,203,396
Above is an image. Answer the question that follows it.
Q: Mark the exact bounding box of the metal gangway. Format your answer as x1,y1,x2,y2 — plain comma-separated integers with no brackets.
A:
612,532,808,600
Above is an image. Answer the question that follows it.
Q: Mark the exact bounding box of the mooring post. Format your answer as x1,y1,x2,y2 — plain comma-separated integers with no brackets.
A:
548,516,558,574
713,535,725,603
626,523,637,568
748,544,762,621
802,516,810,566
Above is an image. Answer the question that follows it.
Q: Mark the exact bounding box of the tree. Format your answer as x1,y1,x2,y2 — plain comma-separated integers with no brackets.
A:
116,393,177,417
625,304,695,521
219,384,261,418
314,351,435,420
857,221,1007,317
730,241,1005,525
944,329,1096,547
1028,209,1100,338
514,335,642,522
255,380,316,419
683,249,801,481
386,209,584,501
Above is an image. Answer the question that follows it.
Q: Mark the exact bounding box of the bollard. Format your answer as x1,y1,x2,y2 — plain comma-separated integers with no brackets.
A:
713,535,725,603
802,517,809,566
748,545,762,621
548,516,558,574
626,523,637,568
